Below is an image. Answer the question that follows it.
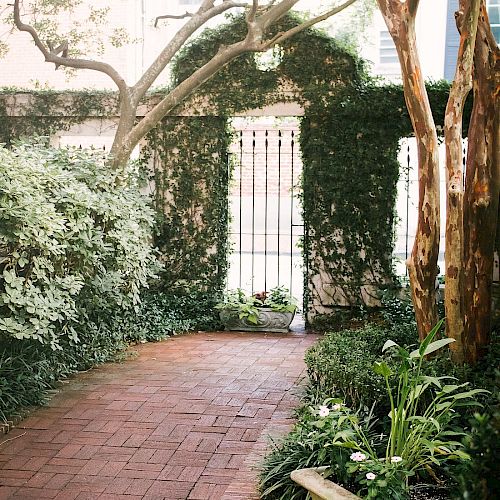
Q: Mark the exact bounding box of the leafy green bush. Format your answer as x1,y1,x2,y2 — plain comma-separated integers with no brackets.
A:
260,404,357,500
0,316,128,421
305,323,418,408
0,140,158,420
216,287,297,324
261,324,498,500
0,141,157,348
451,407,500,499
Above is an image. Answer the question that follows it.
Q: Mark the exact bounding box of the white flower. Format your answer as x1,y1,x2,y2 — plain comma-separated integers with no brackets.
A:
350,452,367,462
366,472,376,480
391,456,403,463
318,405,330,417
332,404,341,411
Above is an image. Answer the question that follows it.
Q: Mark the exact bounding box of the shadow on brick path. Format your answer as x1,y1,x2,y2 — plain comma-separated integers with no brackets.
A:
0,331,319,499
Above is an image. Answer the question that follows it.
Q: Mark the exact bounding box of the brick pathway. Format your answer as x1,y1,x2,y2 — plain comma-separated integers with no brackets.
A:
0,331,318,499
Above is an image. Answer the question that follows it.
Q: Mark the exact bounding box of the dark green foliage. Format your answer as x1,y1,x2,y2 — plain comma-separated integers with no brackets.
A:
0,315,127,422
379,288,416,326
0,141,221,422
0,88,118,146
0,141,157,347
301,82,468,317
0,288,221,422
1,19,458,325
305,323,418,408
451,408,500,500
171,13,365,115
123,287,222,343
260,408,354,500
269,324,499,500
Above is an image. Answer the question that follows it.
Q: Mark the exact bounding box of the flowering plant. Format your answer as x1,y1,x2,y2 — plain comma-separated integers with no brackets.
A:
309,320,488,499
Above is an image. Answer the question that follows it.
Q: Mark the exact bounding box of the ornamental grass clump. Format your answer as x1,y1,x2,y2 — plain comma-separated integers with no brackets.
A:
308,320,488,499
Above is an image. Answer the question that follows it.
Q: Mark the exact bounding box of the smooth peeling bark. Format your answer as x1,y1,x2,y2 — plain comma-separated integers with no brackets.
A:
444,0,480,363
377,0,440,339
463,2,500,364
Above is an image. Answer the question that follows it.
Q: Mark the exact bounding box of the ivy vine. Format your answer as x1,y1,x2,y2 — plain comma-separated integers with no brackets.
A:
0,14,466,321
140,117,230,294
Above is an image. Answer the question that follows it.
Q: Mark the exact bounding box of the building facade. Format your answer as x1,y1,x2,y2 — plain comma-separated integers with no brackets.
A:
2,1,497,90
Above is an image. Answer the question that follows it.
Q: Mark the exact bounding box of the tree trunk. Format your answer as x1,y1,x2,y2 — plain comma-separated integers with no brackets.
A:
463,2,500,364
109,90,137,171
444,0,480,363
377,0,440,340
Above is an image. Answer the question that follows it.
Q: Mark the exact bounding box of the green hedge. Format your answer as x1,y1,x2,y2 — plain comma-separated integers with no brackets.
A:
305,323,417,408
0,141,220,422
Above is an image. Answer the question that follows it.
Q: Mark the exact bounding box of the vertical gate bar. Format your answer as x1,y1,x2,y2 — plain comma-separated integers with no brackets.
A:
277,129,282,286
239,130,243,289
290,130,295,295
265,130,269,293
252,130,256,293
405,143,410,275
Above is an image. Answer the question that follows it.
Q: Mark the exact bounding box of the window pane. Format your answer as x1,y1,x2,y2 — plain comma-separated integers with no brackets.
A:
380,55,399,64
491,25,500,44
379,30,397,64
489,6,500,24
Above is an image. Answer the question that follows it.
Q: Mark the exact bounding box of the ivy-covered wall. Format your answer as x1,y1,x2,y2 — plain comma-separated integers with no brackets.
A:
141,117,230,293
1,14,464,323
300,82,470,317
0,89,117,146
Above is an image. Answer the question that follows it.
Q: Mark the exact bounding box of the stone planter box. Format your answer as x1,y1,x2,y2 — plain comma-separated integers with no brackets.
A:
219,307,295,333
290,467,360,500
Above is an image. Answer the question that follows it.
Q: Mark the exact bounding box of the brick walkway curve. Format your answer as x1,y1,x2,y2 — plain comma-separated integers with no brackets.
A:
0,331,318,500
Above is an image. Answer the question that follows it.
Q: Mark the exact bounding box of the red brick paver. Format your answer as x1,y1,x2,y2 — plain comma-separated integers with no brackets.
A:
0,332,318,499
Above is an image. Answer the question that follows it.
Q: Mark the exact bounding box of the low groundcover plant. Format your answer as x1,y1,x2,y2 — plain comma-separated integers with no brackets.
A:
307,320,488,499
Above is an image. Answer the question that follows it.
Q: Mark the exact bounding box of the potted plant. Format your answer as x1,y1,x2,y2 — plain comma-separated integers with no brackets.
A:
216,286,297,332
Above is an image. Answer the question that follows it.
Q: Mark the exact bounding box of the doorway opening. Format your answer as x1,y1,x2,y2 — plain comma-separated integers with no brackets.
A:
227,116,305,319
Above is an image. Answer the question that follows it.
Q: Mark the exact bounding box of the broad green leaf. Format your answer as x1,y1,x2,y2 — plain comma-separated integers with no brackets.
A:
411,337,455,358
447,389,489,400
373,361,392,378
382,339,399,352
413,319,445,358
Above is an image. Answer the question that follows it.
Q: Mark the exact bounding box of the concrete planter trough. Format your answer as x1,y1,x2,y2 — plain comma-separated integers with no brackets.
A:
290,467,360,500
219,307,295,333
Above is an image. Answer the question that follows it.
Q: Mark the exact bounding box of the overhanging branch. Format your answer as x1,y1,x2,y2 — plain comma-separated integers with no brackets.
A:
13,0,128,93
261,0,357,49
154,12,193,28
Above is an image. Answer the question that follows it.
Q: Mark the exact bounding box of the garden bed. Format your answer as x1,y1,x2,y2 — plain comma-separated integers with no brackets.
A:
259,317,499,500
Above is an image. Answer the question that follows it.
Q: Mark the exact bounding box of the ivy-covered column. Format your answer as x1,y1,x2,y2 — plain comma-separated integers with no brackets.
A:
301,96,401,321
142,116,231,295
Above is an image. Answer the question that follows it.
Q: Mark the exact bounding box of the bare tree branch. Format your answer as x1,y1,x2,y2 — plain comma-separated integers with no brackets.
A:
408,0,420,17
261,0,358,49
116,0,359,166
246,0,259,23
132,0,247,103
13,0,128,93
259,0,300,29
155,12,193,28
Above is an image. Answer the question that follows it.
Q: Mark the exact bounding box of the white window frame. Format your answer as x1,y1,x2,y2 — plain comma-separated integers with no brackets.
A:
379,30,398,65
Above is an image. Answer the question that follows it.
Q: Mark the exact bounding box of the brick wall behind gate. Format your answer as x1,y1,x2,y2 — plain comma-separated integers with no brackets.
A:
229,125,302,198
